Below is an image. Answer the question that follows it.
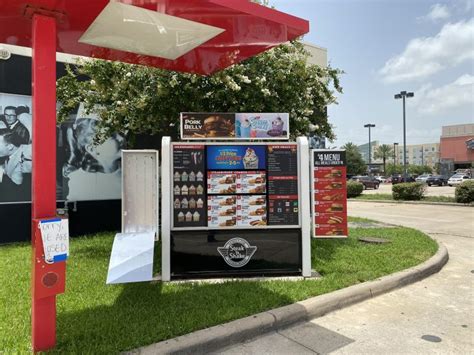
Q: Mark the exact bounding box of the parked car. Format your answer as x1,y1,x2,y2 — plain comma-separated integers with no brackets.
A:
447,174,472,186
375,176,387,183
415,174,432,183
426,175,448,186
391,174,416,184
351,176,380,189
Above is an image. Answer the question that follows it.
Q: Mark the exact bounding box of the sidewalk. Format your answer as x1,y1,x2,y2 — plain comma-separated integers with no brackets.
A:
130,201,472,354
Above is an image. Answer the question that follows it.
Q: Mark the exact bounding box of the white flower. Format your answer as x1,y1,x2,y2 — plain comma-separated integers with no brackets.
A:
90,79,96,86
308,123,319,132
125,72,132,78
116,100,122,105
261,88,271,96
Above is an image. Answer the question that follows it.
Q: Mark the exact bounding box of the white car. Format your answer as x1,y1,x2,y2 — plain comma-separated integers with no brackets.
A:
415,174,432,183
447,174,471,186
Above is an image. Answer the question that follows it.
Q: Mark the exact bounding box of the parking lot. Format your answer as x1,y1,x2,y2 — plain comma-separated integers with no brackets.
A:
364,183,456,197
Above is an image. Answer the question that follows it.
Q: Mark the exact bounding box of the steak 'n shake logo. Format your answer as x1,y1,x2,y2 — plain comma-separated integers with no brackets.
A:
217,237,257,268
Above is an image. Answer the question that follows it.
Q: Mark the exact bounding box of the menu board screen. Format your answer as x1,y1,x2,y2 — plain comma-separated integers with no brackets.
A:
312,150,348,238
207,145,266,170
267,145,299,225
173,145,207,227
172,143,300,229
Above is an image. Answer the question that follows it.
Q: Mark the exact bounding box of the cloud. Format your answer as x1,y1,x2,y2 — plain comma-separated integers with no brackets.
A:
413,74,474,115
379,19,474,83
417,3,451,22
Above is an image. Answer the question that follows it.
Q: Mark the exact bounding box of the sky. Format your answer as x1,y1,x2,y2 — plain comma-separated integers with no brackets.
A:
272,0,474,147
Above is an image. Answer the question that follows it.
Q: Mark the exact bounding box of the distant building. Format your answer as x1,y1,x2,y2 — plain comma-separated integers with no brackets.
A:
303,42,327,68
357,141,381,164
439,123,474,175
396,143,440,169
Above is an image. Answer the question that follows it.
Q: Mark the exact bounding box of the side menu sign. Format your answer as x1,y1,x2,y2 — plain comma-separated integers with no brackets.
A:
311,150,348,238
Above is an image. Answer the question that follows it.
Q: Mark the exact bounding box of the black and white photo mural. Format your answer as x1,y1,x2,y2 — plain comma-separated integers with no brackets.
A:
0,93,125,204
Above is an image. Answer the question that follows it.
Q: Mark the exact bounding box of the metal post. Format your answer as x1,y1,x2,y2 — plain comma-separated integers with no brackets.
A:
403,96,407,182
31,14,58,352
368,127,371,170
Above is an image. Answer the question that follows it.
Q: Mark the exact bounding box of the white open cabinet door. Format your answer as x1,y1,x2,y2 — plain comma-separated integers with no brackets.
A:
122,150,159,238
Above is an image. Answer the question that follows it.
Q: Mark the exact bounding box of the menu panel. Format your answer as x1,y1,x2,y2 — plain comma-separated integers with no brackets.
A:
267,145,299,226
172,143,300,230
312,150,348,238
237,195,267,226
173,145,207,227
208,195,237,227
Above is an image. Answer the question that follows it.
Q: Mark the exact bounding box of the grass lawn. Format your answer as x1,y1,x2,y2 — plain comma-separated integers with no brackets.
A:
0,218,438,353
352,193,457,203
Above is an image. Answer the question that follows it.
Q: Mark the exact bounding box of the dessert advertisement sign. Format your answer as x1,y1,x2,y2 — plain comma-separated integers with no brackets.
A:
311,150,348,238
180,113,289,140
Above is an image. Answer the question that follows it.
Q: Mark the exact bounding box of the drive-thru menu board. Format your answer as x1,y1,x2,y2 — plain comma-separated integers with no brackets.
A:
171,143,300,229
311,150,348,238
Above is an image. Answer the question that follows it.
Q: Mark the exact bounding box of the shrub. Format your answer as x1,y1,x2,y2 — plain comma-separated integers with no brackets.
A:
392,182,425,200
347,181,364,198
455,181,474,203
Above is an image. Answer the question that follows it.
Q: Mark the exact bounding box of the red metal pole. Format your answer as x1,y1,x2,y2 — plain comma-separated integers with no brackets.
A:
31,14,58,352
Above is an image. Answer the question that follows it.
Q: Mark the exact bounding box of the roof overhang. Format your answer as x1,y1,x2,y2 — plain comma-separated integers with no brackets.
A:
0,0,309,75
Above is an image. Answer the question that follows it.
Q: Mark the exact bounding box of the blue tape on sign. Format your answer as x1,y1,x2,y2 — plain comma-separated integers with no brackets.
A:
41,218,62,224
53,254,68,263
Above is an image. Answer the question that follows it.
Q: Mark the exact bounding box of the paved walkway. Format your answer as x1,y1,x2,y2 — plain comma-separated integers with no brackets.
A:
218,201,473,354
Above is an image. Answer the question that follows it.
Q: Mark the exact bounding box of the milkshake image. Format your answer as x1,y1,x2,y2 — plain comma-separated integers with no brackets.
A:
243,148,259,169
197,198,204,208
174,198,180,209
196,171,204,181
185,211,193,222
177,212,185,222
189,171,196,181
174,172,181,181
240,118,251,138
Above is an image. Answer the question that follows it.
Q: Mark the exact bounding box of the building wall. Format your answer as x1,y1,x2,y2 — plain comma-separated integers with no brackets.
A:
440,136,474,163
397,143,440,168
303,42,327,68
357,141,382,164
440,124,474,165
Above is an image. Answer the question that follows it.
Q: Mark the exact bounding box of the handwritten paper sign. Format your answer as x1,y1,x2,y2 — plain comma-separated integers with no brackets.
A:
39,218,69,263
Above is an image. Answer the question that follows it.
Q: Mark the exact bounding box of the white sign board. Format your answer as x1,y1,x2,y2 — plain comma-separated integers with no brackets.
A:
106,232,155,284
39,218,69,263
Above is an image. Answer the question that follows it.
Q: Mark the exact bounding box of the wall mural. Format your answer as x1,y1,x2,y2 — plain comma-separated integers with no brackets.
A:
0,93,124,204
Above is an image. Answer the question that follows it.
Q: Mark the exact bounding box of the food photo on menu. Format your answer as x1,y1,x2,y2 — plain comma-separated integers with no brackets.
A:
208,195,237,227
207,171,237,194
238,195,267,226
181,113,235,138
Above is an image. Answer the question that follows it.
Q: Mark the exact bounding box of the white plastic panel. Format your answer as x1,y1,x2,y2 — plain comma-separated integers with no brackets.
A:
122,150,159,235
79,2,225,60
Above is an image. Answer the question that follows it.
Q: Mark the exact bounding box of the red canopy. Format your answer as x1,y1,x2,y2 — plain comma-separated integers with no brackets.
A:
0,0,309,75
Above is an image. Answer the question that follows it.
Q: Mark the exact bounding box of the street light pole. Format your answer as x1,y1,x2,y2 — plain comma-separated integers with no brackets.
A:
393,142,398,165
394,91,414,182
364,123,375,174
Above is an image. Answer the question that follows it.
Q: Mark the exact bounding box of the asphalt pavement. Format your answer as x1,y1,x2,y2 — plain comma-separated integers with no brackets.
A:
217,201,473,354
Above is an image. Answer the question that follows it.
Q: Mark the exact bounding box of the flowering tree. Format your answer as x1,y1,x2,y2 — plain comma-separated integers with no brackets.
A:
57,41,342,143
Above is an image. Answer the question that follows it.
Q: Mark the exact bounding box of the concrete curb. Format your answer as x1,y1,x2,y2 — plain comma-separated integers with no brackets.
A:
350,199,473,207
130,240,449,355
